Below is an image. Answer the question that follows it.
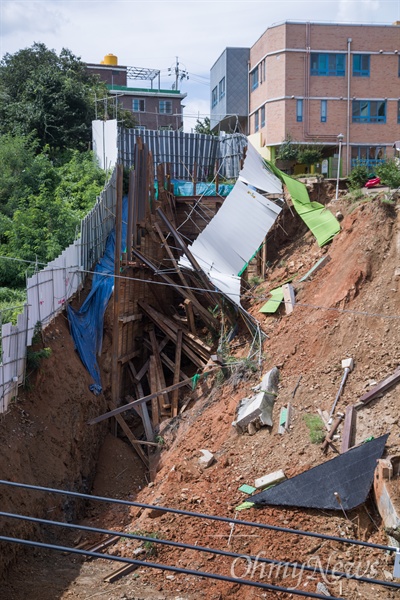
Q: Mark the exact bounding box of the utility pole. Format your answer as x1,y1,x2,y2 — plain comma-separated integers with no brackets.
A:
168,56,189,90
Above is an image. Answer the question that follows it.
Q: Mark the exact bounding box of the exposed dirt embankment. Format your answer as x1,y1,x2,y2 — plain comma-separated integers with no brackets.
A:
0,314,108,578
2,194,400,600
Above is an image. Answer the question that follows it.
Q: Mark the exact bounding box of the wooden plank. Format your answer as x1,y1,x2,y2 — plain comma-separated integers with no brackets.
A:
140,301,211,361
118,349,140,364
184,299,196,335
160,351,189,384
115,414,149,467
156,207,215,294
172,329,182,417
148,356,160,426
88,375,198,424
103,547,145,583
139,301,206,369
86,535,120,557
126,363,154,443
131,248,219,330
358,368,400,406
111,164,124,408
282,283,295,315
340,405,355,453
322,413,344,454
149,326,169,408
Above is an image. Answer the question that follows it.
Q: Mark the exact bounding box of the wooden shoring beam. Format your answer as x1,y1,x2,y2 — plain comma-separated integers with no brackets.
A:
127,168,135,260
138,301,208,368
156,207,215,297
184,299,196,335
115,413,149,467
193,161,197,196
149,326,170,412
172,328,182,417
88,375,200,425
126,364,154,442
148,356,161,426
148,150,155,215
153,221,193,291
160,351,190,385
157,163,176,227
322,413,344,454
111,163,124,409
131,248,219,330
358,368,400,406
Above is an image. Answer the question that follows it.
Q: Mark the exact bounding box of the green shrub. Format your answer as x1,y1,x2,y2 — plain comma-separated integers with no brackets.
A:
26,347,52,371
375,160,400,189
348,161,369,190
303,414,326,444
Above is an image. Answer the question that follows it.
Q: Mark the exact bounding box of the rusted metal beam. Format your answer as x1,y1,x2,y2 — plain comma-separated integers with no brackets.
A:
340,405,356,453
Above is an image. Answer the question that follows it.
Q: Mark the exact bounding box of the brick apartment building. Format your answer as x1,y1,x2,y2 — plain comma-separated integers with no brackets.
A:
211,21,400,176
87,54,186,131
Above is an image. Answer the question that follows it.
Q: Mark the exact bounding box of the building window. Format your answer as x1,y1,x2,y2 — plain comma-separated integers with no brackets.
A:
353,54,370,77
250,67,259,91
261,105,265,127
159,100,172,114
132,99,145,112
398,55,400,76
310,53,345,76
352,100,386,123
296,99,303,122
219,77,225,100
351,146,385,169
398,100,400,124
260,59,266,84
255,110,259,132
211,86,218,108
321,100,327,123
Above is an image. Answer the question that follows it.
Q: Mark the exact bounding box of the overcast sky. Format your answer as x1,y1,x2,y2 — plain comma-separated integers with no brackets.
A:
1,0,399,131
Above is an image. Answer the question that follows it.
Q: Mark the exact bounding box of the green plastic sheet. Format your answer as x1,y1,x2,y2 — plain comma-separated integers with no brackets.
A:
265,161,340,247
259,286,284,314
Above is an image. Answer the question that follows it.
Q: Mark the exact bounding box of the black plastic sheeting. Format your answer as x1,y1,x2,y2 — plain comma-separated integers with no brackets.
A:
248,434,388,511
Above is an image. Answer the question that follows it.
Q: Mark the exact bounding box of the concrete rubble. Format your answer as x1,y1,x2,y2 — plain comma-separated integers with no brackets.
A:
198,449,215,468
232,367,279,435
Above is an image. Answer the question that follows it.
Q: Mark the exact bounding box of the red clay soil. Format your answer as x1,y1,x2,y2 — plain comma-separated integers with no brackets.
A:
2,191,400,599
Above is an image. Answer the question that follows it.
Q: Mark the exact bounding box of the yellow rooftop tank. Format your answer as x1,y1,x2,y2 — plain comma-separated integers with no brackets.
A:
103,54,118,66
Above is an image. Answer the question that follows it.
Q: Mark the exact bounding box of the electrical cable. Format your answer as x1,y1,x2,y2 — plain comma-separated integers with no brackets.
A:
0,535,344,600
1,510,398,591
0,480,396,552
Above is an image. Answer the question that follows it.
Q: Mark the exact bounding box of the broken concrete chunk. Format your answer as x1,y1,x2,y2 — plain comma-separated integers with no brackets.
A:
198,449,215,468
316,582,330,596
341,357,354,371
232,367,279,434
254,469,286,490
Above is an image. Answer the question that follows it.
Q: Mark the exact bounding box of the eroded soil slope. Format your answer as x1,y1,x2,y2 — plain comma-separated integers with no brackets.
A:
2,193,400,600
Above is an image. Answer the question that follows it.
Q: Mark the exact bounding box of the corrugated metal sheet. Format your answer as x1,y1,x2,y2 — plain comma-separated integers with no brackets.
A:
119,129,247,181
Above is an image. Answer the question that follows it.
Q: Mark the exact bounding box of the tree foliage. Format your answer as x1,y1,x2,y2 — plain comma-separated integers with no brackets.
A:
277,136,323,167
194,117,216,135
375,159,400,189
0,43,107,153
0,134,105,287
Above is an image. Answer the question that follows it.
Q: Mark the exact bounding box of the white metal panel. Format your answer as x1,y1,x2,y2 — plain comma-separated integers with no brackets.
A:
179,179,282,303
239,142,282,195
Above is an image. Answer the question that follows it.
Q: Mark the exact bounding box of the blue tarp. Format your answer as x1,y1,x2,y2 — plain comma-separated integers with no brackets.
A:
67,197,128,395
171,180,234,197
